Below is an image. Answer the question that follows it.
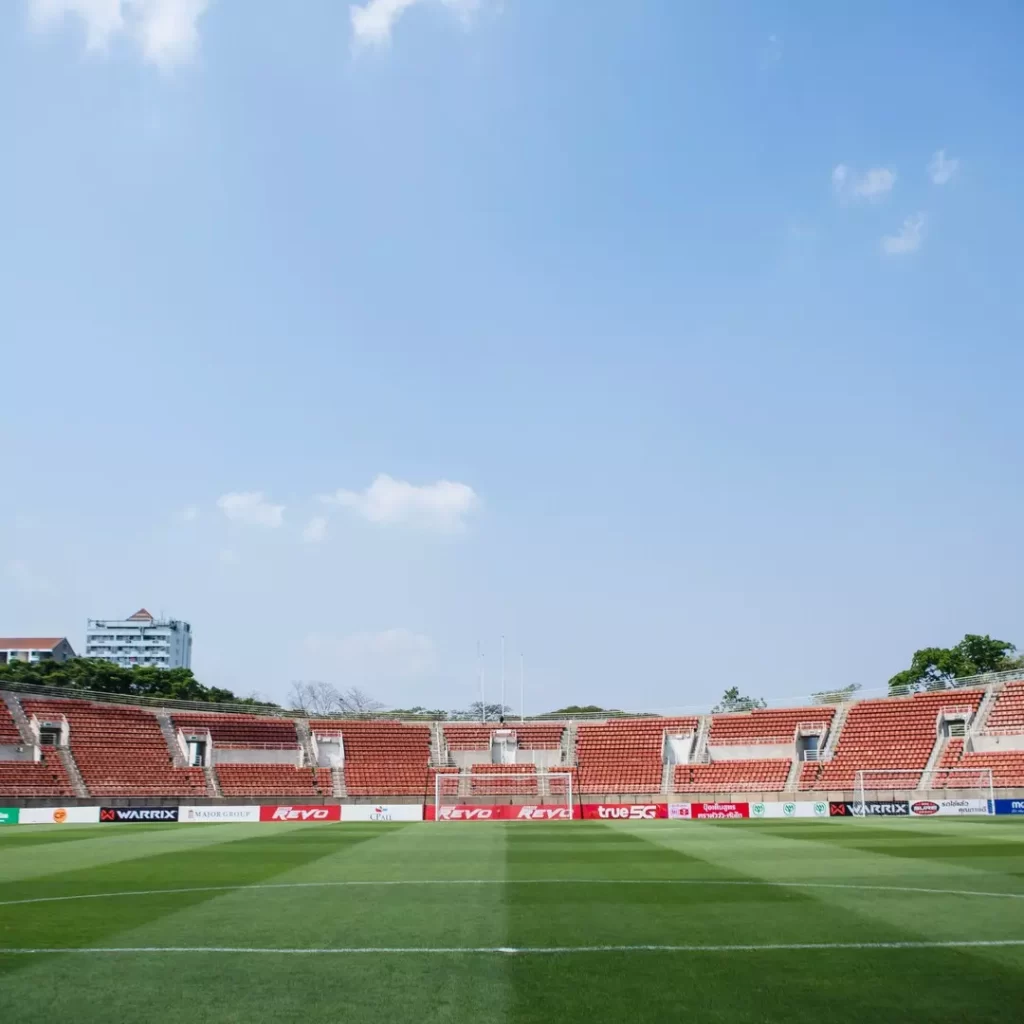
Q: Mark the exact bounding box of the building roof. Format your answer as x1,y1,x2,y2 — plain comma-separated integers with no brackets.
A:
0,637,68,651
128,608,154,621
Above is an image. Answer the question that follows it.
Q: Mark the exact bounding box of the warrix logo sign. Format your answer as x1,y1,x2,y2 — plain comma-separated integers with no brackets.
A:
100,807,179,822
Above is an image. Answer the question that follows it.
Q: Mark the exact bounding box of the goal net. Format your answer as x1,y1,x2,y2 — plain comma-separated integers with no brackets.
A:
855,768,994,809
433,771,575,820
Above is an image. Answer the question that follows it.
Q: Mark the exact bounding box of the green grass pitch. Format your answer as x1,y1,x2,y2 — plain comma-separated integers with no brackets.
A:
2,818,1024,1023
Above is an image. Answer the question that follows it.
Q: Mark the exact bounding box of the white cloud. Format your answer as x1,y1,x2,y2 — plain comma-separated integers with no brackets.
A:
302,516,328,544
304,628,436,681
6,560,54,595
928,149,959,185
28,0,209,69
217,548,239,565
350,0,480,48
761,33,782,68
216,491,285,528
322,474,479,531
181,504,200,522
832,163,896,202
881,213,926,255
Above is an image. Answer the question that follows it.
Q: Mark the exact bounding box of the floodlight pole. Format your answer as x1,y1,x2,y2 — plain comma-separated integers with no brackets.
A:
500,634,506,719
478,641,485,723
520,652,525,723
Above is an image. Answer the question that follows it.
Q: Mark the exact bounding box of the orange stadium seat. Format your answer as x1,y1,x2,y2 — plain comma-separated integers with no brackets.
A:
19,698,206,797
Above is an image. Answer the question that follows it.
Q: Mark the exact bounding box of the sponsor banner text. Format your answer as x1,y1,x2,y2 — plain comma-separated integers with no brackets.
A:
341,805,423,823
259,805,341,822
100,807,179,823
179,806,261,823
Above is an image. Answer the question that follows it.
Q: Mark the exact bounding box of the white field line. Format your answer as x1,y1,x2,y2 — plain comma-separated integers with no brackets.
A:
2,878,1024,909
3,940,1024,956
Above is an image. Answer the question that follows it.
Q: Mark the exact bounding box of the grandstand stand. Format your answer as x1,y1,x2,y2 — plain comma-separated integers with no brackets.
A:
313,720,431,796
469,763,538,795
0,749,73,797
675,759,791,793
938,738,1024,789
172,713,299,746
984,680,1024,733
576,717,698,793
709,707,834,745
20,698,206,798
0,700,24,746
443,724,564,750
217,764,331,797
804,690,984,791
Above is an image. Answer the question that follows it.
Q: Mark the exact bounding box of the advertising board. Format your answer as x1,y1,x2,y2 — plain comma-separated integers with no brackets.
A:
579,803,667,820
426,805,577,821
340,805,423,822
994,799,1024,816
689,802,749,819
19,807,101,824
179,806,261,823
258,805,341,822
667,803,691,819
0,808,19,825
750,801,829,819
908,798,991,817
100,807,179,822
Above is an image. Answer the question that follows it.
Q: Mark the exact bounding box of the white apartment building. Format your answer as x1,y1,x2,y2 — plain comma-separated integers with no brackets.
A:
85,608,192,670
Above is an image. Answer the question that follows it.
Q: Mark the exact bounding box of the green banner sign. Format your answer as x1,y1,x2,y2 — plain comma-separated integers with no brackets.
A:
0,808,19,825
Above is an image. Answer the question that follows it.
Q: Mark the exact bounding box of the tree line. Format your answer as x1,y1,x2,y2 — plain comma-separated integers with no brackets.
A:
3,631,1018,714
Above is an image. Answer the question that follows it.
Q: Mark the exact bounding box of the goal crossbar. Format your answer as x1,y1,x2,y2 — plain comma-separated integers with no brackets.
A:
855,767,994,807
433,771,574,814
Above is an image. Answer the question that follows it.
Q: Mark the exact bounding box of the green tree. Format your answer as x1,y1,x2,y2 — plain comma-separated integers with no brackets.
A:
888,634,1020,695
0,659,277,707
449,702,512,722
711,686,767,714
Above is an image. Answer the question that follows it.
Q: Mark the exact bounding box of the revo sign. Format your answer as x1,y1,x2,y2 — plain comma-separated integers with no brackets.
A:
259,805,341,822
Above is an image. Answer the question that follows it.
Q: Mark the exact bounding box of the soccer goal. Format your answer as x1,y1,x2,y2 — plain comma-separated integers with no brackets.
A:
433,771,575,820
854,768,994,809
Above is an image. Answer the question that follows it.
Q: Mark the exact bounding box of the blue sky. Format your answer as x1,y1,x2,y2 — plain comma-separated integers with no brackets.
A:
2,0,1023,713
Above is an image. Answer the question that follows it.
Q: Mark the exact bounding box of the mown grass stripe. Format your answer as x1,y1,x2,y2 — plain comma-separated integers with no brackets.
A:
4,940,1024,955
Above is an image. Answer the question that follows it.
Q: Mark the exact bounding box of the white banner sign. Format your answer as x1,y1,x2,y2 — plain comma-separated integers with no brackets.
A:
19,807,100,824
750,801,830,819
178,805,261,823
341,804,423,822
667,803,692,819
908,798,991,817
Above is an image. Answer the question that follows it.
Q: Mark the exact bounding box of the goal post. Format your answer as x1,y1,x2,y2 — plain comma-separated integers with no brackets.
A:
433,771,575,819
854,768,994,810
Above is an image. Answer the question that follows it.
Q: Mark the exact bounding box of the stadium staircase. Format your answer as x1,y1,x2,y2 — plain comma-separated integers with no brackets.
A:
331,766,345,797
55,744,89,798
692,715,711,764
204,760,222,797
784,755,802,792
2,691,35,745
155,709,188,767
295,718,318,768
